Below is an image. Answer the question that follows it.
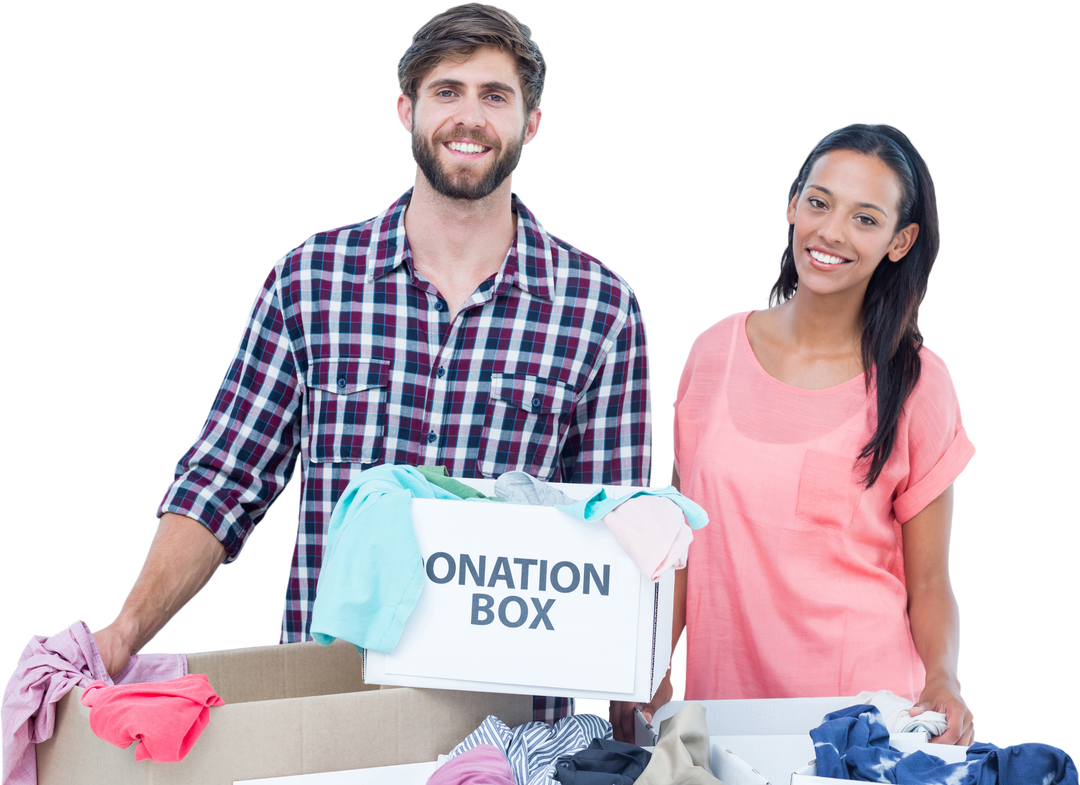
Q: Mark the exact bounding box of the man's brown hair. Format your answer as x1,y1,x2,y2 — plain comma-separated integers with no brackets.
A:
398,4,545,115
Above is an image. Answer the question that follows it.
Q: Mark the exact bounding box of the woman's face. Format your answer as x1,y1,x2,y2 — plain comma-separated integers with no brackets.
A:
786,149,919,301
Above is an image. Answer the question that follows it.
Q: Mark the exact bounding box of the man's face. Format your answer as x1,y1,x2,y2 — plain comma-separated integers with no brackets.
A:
399,47,541,201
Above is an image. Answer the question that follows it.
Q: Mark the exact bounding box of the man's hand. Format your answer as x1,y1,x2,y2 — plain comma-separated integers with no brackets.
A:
92,623,135,677
609,671,674,743
911,675,974,745
91,513,226,675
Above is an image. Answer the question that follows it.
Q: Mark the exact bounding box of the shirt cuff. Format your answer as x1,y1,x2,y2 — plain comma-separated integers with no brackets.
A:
894,426,976,524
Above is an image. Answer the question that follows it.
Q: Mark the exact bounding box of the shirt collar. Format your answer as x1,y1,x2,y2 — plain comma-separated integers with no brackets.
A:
366,189,555,301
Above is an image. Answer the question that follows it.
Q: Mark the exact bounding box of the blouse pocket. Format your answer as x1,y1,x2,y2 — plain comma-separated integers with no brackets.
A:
794,450,864,530
306,358,390,464
477,373,577,481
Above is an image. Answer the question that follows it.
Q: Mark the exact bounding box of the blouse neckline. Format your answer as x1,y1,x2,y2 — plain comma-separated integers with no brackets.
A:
738,311,869,395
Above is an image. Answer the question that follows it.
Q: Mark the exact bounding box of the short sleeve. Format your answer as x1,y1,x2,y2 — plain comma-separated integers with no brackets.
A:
893,349,975,523
673,316,738,481
672,338,698,480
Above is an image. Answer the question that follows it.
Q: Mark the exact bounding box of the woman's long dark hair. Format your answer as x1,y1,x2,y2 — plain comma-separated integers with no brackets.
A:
770,124,940,488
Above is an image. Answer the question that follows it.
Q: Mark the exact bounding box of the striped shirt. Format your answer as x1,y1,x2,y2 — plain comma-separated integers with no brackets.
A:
158,190,651,720
449,714,613,785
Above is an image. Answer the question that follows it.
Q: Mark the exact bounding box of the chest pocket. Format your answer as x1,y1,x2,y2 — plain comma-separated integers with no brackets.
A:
794,449,864,530
306,358,390,465
477,373,578,481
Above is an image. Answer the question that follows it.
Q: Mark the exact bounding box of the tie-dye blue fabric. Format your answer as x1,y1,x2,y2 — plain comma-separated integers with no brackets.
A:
811,704,1077,784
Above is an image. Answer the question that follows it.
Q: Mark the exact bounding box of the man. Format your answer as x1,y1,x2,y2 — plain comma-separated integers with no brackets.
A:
93,4,650,722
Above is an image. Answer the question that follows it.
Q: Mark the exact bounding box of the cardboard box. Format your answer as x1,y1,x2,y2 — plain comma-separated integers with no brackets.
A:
363,480,674,703
640,698,968,785
35,640,532,785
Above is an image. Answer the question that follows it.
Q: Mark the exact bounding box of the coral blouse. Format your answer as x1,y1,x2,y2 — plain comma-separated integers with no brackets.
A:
674,313,974,700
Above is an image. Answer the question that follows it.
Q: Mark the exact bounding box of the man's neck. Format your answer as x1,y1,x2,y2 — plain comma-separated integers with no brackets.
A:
404,172,518,321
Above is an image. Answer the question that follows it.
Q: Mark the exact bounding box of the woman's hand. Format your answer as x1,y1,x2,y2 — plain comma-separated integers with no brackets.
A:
911,675,974,745
609,671,674,743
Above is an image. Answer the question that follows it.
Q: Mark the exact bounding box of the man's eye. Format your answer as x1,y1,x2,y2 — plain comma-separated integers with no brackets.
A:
486,94,505,102
437,89,455,98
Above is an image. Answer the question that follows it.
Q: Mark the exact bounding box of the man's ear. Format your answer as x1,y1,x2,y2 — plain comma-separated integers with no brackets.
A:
397,95,414,132
522,108,542,145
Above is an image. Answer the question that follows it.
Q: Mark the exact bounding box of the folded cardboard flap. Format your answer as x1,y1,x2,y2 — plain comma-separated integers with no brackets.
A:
36,640,532,785
637,697,854,748
186,639,372,704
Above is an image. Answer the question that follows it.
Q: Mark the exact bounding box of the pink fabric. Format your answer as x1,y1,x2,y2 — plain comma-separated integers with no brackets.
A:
80,673,224,762
2,621,187,785
674,313,974,702
427,744,515,785
602,496,695,580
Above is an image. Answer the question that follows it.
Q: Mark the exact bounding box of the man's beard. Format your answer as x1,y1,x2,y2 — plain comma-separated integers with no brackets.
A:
412,127,524,201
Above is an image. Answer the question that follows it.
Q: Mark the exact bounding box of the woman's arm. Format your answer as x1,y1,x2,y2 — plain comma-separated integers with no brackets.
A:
903,483,974,745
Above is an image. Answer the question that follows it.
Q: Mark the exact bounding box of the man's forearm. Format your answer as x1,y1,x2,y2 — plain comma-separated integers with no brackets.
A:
95,513,226,673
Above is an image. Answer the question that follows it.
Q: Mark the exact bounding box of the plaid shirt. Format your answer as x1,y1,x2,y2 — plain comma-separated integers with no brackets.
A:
159,190,651,721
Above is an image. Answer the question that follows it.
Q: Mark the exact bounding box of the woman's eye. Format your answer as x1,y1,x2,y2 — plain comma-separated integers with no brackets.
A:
856,215,878,226
808,197,826,209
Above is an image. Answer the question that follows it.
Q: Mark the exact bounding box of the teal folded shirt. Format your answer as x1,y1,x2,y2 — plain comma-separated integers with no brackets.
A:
309,465,479,654
310,468,707,655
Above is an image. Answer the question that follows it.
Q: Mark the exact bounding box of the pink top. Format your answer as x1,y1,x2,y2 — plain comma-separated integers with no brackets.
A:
674,313,974,701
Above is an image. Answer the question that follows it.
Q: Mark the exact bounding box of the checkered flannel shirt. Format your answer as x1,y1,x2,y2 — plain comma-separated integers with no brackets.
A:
159,190,651,722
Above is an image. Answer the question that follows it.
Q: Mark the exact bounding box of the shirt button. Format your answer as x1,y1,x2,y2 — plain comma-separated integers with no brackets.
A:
436,367,446,378
433,299,445,312
532,397,542,409
337,377,347,389
427,431,437,444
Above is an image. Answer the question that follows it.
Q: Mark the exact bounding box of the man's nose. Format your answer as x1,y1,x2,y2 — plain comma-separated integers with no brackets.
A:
453,95,486,128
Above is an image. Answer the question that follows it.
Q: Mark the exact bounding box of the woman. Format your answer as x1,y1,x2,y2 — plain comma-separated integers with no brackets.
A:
614,125,975,745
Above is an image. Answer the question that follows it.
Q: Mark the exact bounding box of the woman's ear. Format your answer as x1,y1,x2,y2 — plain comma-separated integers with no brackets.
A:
786,191,799,225
889,223,920,262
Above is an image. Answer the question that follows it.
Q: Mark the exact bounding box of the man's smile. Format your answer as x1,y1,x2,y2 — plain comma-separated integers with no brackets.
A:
445,140,491,155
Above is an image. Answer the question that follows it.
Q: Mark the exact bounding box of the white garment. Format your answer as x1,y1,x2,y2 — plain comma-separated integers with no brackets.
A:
854,689,948,739
599,496,694,581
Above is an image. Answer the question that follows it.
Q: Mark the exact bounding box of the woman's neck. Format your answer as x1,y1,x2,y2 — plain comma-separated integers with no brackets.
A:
783,289,864,356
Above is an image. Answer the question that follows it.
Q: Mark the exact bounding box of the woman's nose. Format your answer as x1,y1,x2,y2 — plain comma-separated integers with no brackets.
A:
820,214,846,245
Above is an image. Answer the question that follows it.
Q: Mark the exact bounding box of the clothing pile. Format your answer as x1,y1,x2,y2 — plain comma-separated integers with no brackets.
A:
428,707,720,785
309,466,708,655
811,703,1078,784
1,621,216,785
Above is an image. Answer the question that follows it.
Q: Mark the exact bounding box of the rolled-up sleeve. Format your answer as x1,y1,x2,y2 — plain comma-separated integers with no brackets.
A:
893,353,976,524
158,265,302,561
561,292,651,486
